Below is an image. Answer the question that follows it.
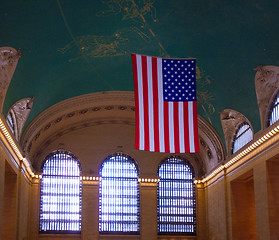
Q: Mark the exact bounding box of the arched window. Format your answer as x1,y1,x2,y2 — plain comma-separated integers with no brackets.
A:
232,122,253,154
157,157,196,235
268,92,279,126
39,150,82,233
6,110,15,135
99,153,139,234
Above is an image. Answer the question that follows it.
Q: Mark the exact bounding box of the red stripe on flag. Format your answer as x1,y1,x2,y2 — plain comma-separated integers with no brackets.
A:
141,56,150,151
152,57,160,152
173,102,180,153
183,102,190,152
131,54,139,149
164,102,170,153
193,101,199,152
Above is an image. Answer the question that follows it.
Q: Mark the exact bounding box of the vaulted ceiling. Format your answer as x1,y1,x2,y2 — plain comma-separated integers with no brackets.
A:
1,0,279,139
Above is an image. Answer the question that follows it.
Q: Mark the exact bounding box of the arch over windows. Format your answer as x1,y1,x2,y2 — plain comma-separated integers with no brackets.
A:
267,91,279,126
39,150,82,233
232,122,253,154
157,157,196,235
99,153,139,234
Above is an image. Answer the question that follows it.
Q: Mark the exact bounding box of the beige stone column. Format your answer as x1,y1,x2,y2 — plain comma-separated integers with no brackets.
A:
0,152,5,240
17,172,31,240
139,180,158,240
28,178,40,240
81,179,100,240
1,161,18,240
266,158,279,240
196,182,207,240
206,179,227,240
254,161,270,240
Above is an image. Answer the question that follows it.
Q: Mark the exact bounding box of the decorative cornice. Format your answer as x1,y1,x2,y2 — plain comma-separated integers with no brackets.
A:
0,114,34,179
195,122,279,185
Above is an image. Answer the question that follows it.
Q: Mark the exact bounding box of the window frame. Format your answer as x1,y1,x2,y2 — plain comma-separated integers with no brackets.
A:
6,110,16,136
39,150,82,234
99,153,140,235
231,122,253,154
157,156,196,236
267,90,279,127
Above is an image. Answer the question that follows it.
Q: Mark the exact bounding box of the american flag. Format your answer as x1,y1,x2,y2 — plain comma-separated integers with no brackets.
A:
131,54,199,153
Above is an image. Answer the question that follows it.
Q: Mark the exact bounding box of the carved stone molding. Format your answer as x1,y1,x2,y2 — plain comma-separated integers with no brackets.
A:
254,65,279,129
0,47,21,111
30,118,135,159
220,109,253,156
22,106,135,152
7,97,33,141
21,91,135,151
21,91,225,176
197,116,226,173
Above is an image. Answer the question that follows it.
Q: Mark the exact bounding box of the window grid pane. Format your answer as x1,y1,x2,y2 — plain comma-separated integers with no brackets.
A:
269,95,279,126
39,151,82,233
7,112,15,134
232,123,253,154
99,154,139,234
158,157,196,235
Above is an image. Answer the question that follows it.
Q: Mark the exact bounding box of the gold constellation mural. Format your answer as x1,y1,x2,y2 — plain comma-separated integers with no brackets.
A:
58,27,149,60
58,0,215,121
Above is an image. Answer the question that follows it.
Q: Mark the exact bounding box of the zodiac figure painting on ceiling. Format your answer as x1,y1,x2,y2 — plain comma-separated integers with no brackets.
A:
96,0,157,23
59,0,160,61
97,0,164,56
57,0,215,122
58,27,150,61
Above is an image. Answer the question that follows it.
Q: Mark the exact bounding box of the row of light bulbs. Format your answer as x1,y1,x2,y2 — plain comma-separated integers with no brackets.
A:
0,118,160,184
138,178,160,183
195,124,279,184
34,175,160,183
80,176,101,181
0,119,34,178
1,116,278,184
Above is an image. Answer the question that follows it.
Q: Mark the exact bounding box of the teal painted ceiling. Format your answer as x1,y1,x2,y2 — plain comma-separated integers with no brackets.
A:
1,0,279,140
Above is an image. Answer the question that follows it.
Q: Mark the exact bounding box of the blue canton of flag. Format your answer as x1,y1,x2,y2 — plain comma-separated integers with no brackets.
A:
162,59,196,102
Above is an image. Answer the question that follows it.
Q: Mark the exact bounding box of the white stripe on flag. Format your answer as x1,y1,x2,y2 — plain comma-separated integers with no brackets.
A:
136,55,145,150
147,56,154,151
157,58,165,152
168,102,175,153
179,102,185,153
188,101,195,152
